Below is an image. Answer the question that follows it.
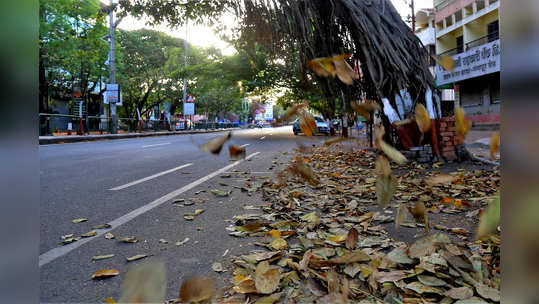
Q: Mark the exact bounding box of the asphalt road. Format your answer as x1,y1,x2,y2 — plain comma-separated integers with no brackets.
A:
40,126,330,303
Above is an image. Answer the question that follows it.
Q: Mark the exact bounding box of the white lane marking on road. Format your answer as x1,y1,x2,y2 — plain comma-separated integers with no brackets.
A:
39,152,260,267
259,136,266,140
142,142,171,148
109,163,193,191
240,144,250,148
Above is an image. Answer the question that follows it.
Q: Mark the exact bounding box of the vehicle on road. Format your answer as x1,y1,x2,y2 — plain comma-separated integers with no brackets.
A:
293,116,330,135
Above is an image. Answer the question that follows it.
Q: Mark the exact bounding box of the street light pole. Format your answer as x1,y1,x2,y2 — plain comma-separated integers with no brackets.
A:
109,0,117,134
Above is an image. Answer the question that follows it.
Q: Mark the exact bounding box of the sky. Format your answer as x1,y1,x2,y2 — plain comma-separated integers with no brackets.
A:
117,0,434,56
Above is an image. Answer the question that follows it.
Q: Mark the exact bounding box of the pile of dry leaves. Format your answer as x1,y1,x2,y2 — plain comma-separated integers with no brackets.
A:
213,144,500,303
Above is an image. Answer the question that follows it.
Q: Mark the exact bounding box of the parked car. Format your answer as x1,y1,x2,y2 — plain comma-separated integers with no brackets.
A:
293,116,330,135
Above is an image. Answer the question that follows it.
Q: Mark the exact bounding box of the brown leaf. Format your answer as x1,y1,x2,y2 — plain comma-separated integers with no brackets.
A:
289,156,317,184
395,204,408,228
92,254,114,261
414,104,431,134
91,269,119,279
272,103,307,126
255,261,280,294
351,101,381,122
117,236,137,243
329,249,370,264
424,173,457,187
299,250,313,271
306,57,336,78
233,277,257,294
323,137,347,146
376,174,397,208
179,276,215,303
409,201,429,233
375,155,392,177
345,228,358,250
200,132,232,154
229,145,246,160
81,230,97,238
444,286,474,300
333,58,358,85
119,261,166,303
489,132,500,160
374,270,408,283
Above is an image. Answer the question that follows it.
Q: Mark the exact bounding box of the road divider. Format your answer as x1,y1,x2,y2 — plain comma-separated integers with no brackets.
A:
39,152,260,267
109,163,193,191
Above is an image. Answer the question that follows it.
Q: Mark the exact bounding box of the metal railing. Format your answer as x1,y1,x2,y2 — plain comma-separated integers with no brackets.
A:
39,113,239,136
438,32,499,58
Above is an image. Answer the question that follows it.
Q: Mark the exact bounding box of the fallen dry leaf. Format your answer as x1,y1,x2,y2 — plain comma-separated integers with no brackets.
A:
255,261,280,294
92,224,112,229
444,286,474,300
270,238,287,250
81,230,97,238
92,254,114,261
126,254,148,262
211,189,231,197
104,232,114,239
72,218,87,223
425,173,457,187
345,228,358,250
176,237,190,246
92,269,119,279
376,174,397,208
117,236,137,243
200,132,232,154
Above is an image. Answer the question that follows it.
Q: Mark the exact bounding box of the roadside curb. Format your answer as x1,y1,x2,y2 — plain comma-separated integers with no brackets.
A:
39,128,240,145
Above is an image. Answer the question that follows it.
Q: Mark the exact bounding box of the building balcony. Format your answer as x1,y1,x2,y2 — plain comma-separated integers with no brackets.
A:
436,37,500,86
436,0,499,39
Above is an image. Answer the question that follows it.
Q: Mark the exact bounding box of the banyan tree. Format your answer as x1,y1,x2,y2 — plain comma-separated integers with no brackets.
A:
119,0,436,122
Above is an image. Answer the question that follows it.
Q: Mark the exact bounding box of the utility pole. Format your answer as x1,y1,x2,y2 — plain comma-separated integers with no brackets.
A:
108,0,117,134
182,19,188,125
411,0,416,33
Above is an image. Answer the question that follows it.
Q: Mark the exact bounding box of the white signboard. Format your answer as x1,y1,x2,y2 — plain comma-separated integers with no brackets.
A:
105,83,119,104
436,39,500,86
264,103,273,120
183,103,195,115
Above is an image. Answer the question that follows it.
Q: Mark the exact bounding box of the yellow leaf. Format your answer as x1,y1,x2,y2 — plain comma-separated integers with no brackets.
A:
104,297,116,303
379,140,408,165
455,107,472,141
92,269,120,279
415,104,431,133
307,57,336,78
434,55,455,72
266,230,281,238
270,238,287,250
233,277,257,294
328,234,347,243
255,261,281,294
81,230,97,238
351,101,381,122
489,132,500,160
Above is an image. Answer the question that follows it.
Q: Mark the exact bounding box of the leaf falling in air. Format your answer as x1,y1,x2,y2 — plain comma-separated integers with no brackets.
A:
92,269,119,279
489,132,500,160
72,218,87,223
415,103,431,134
118,261,166,304
375,155,392,177
229,145,246,160
126,254,148,262
324,137,347,146
333,57,358,85
433,54,455,72
376,174,397,208
306,56,336,78
378,140,408,165
92,254,115,261
345,228,358,250
255,261,281,294
272,103,307,126
395,204,408,228
288,156,317,184
179,276,215,303
477,196,500,239
351,101,381,121
200,132,232,154
455,107,472,141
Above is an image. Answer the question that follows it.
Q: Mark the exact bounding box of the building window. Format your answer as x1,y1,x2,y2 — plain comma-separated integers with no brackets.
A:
488,20,499,42
456,36,464,53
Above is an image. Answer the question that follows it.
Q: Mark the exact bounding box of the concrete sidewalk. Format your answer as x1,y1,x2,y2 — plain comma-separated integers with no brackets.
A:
39,128,240,145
